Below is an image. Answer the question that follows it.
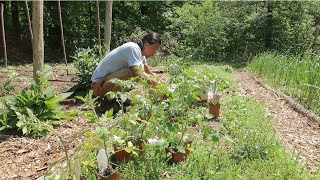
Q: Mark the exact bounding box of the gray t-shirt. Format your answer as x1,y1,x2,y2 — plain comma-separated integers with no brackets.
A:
91,42,147,82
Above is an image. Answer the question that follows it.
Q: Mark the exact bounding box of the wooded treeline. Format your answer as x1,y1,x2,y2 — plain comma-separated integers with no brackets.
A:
1,1,320,64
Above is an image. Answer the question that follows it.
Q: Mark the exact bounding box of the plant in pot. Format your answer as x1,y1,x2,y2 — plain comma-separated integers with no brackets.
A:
209,95,220,117
160,72,200,163
208,80,223,118
69,107,121,179
130,103,153,156
163,107,202,164
114,110,154,160
95,109,121,180
165,124,194,164
111,107,152,162
111,133,138,162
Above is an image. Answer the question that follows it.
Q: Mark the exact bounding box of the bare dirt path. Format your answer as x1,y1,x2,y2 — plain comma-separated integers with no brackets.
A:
234,70,320,171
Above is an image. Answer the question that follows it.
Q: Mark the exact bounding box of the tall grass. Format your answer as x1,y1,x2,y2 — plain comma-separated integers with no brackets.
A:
249,53,320,115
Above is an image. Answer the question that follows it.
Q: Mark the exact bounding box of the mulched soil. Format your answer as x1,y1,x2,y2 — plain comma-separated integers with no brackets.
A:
0,64,81,180
0,64,169,179
234,70,320,171
0,117,87,179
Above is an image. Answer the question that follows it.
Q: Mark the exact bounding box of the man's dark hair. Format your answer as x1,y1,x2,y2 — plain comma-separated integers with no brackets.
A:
130,32,161,50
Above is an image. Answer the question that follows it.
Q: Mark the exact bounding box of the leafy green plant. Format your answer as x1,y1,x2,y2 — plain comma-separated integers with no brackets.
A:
72,45,107,91
0,72,72,136
75,90,99,123
0,67,19,97
106,78,136,114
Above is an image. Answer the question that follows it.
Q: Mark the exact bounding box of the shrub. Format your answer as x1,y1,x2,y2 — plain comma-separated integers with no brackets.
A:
72,45,107,90
0,72,72,136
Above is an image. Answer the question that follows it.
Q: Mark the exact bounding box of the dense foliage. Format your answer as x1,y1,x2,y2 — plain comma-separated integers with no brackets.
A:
3,1,319,63
171,1,318,63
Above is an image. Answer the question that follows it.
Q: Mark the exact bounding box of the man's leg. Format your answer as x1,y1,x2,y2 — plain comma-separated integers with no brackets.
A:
92,68,135,97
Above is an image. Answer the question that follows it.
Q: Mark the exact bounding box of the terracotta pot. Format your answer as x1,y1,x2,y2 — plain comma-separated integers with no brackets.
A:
97,172,120,180
134,139,144,157
209,104,220,117
113,148,132,162
96,164,121,180
166,141,193,163
113,140,144,162
171,151,186,163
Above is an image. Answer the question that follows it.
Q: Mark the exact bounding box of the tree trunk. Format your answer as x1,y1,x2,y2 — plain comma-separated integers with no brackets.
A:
96,0,101,48
104,1,112,52
1,3,7,68
58,0,68,73
24,0,33,42
32,0,44,82
265,2,273,49
11,1,20,32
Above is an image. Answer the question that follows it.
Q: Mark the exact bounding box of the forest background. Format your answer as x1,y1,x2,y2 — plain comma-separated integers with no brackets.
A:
1,1,319,66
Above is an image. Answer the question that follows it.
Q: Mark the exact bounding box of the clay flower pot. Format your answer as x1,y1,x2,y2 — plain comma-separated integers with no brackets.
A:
134,139,144,157
113,140,144,162
96,164,121,180
170,151,186,163
209,103,220,117
166,141,193,163
113,147,132,162
97,171,120,180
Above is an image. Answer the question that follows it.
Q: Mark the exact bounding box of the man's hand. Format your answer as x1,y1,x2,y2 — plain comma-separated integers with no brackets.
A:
130,65,158,87
143,63,155,76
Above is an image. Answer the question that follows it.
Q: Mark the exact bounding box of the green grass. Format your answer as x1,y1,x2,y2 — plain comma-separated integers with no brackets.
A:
115,95,319,179
248,53,320,115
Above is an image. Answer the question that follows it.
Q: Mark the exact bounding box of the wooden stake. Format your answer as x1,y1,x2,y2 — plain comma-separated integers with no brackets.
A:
58,0,68,75
25,0,33,43
96,0,101,52
1,3,8,68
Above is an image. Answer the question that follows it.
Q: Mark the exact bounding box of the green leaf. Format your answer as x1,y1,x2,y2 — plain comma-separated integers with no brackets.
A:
0,126,6,131
75,96,86,103
205,113,214,120
203,126,212,139
106,108,113,118
22,126,28,135
57,112,75,120
211,132,220,144
120,94,127,103
58,92,73,101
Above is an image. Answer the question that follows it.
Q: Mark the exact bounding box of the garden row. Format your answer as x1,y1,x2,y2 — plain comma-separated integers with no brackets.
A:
54,64,228,179
249,53,320,116
42,64,318,179
1,62,318,179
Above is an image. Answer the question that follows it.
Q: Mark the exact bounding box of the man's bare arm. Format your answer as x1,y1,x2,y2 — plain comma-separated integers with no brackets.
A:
130,65,157,87
143,63,155,76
